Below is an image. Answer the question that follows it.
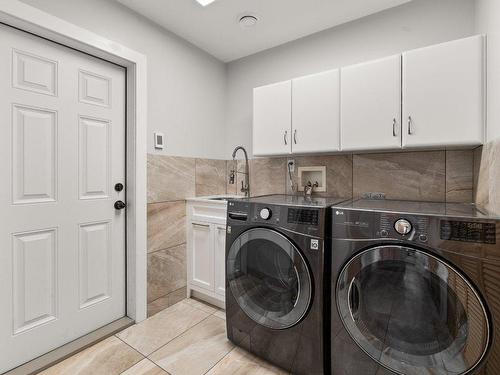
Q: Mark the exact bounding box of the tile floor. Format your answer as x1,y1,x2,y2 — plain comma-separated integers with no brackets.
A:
40,298,289,375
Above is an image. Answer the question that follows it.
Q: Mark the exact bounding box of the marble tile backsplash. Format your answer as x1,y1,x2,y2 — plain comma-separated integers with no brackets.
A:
146,147,486,316
445,150,474,203
147,156,231,316
474,139,500,215
195,159,227,196
353,151,446,202
147,155,196,203
287,154,353,197
147,201,186,253
147,244,187,303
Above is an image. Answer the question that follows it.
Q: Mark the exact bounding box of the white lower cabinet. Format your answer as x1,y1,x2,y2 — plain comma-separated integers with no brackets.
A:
187,199,227,307
190,222,214,291
214,225,227,297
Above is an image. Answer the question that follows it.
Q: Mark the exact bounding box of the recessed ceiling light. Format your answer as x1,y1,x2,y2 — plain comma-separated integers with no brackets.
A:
239,15,259,29
195,0,216,6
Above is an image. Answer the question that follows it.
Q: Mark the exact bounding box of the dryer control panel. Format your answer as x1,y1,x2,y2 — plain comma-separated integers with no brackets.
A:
379,213,430,243
332,208,498,247
440,220,496,244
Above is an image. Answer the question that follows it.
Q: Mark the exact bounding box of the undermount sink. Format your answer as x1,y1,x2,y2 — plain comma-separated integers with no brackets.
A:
187,195,240,203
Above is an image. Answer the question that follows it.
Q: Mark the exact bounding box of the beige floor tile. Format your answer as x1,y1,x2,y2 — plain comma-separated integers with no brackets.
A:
205,347,289,375
183,297,218,314
149,315,233,375
213,309,226,320
117,301,210,356
40,336,143,375
120,359,169,375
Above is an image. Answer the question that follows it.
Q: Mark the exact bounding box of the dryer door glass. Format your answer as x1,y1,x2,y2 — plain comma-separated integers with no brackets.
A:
337,245,490,375
227,228,312,330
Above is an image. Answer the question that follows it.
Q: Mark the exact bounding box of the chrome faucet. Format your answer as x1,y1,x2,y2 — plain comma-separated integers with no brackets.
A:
230,146,250,197
304,181,319,197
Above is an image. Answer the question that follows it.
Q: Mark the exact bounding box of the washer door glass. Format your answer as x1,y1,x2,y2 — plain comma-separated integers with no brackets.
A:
227,228,312,330
337,245,490,375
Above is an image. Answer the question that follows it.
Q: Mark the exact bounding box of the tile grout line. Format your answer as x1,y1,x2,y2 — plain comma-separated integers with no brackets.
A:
112,335,148,373
148,198,187,205
147,287,187,314
444,150,448,203
148,241,187,255
145,305,215,359
146,318,213,361
201,347,237,375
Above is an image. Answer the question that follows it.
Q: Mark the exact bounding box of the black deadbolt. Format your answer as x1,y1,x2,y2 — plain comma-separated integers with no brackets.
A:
115,183,124,192
114,200,126,210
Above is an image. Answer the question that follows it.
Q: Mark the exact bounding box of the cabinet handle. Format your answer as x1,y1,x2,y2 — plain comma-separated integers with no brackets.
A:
392,118,397,137
293,129,297,144
284,130,288,145
408,116,413,135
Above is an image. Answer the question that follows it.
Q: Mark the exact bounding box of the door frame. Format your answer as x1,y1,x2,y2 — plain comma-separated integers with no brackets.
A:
0,1,148,322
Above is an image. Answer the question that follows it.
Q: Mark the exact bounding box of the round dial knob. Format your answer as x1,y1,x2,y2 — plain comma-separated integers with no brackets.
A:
394,219,412,235
259,208,272,220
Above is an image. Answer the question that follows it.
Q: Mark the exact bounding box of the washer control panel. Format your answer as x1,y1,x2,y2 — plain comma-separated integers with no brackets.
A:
379,214,429,242
394,219,412,235
259,207,272,220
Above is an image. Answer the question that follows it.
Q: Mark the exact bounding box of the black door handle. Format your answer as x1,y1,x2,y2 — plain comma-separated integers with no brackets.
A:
114,200,126,210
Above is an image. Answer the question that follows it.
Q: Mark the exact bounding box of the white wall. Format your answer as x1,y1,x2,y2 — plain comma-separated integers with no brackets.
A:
20,0,482,157
21,0,227,159
475,0,500,141
225,0,476,156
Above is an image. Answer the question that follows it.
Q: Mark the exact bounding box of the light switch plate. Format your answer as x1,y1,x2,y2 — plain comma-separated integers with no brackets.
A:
154,132,164,150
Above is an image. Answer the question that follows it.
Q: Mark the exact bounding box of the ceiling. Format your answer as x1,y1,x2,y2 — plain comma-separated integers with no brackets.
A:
117,0,411,62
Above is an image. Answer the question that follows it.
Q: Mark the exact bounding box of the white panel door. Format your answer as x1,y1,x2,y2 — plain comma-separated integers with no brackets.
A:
402,35,485,148
0,24,126,373
292,69,340,153
341,55,402,151
214,225,226,297
190,222,214,291
253,81,292,156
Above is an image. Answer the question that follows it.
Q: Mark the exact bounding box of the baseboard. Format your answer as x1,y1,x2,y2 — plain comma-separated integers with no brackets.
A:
4,317,134,375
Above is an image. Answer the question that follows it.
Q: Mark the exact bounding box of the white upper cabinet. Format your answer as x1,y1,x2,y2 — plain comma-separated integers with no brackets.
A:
341,55,402,151
252,35,485,156
292,69,340,153
402,35,485,148
253,81,292,156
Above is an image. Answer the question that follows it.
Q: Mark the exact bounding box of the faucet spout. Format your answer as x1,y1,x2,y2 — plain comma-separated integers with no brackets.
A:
231,146,250,197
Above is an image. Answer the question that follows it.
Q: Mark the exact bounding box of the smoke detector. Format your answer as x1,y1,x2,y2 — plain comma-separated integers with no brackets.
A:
239,15,259,29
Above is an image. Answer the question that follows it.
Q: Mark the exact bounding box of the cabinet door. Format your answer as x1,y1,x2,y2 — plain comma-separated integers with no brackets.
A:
253,81,292,156
403,35,485,148
341,55,402,151
190,222,214,291
214,225,226,297
292,69,340,153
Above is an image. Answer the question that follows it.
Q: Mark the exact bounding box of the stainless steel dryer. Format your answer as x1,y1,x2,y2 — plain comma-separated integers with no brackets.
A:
330,199,500,375
225,194,347,375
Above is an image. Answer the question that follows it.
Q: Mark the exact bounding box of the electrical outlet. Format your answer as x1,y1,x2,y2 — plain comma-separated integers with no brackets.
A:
287,159,295,173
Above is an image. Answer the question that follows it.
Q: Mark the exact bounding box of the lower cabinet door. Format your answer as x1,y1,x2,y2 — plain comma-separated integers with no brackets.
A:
214,225,226,297
190,222,214,291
